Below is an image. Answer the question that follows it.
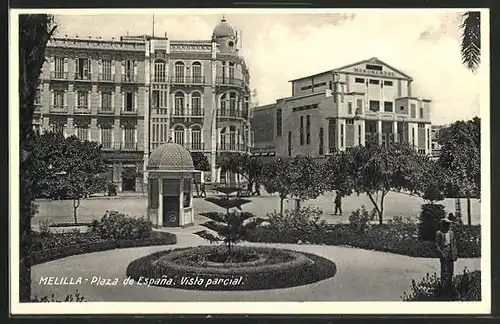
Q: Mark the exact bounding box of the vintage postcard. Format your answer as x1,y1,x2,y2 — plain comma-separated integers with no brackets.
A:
10,8,490,315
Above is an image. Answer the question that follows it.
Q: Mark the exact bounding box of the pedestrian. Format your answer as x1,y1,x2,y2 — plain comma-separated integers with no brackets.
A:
334,192,342,215
435,216,458,299
200,183,207,198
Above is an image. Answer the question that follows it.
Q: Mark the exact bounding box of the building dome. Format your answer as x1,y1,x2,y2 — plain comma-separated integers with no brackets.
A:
212,18,235,38
148,142,194,171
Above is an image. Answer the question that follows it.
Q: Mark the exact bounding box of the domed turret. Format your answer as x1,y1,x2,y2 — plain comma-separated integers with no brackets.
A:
212,17,235,39
148,142,194,171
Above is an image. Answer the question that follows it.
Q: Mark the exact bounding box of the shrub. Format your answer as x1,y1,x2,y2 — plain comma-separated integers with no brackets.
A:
402,268,481,301
418,203,446,241
348,206,375,232
31,290,85,302
95,211,152,240
38,219,52,237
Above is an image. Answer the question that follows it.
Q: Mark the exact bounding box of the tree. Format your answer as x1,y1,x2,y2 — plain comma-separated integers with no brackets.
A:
31,133,107,224
323,149,356,197
460,11,481,73
19,14,56,302
437,118,480,225
190,152,210,172
346,143,422,224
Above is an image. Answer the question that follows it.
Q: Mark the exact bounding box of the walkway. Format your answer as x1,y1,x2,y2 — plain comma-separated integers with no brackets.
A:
31,232,481,302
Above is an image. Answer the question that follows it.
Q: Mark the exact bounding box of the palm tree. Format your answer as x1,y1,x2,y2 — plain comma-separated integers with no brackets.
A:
460,11,481,73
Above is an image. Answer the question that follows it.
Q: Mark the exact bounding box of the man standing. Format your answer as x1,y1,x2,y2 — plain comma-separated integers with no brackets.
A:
435,217,458,299
333,192,342,216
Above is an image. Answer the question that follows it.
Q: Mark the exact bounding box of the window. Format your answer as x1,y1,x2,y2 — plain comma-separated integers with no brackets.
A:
306,115,311,144
183,178,191,208
100,125,112,149
300,116,304,145
123,126,135,150
420,107,424,119
369,100,380,112
229,92,237,114
358,124,362,145
51,123,65,135
75,125,89,142
101,92,112,111
220,127,227,150
124,60,134,80
229,125,237,150
355,78,365,83
346,119,354,125
412,128,415,146
288,131,292,156
418,149,425,154
124,92,134,111
174,126,184,145
54,57,65,78
152,90,167,109
229,63,235,79
340,124,344,148
347,102,353,114
366,64,383,71
319,127,324,155
400,105,405,111
191,92,202,116
102,59,112,81
174,62,185,82
220,94,227,115
411,103,417,118
356,98,363,113
191,126,202,150
192,62,202,83
76,58,91,80
418,123,425,128
369,79,380,85
174,92,184,116
221,62,226,80
427,128,431,150
384,101,393,112
77,91,88,109
154,60,166,82
53,90,65,108
329,81,333,90
383,80,393,86
276,108,282,137
35,89,41,105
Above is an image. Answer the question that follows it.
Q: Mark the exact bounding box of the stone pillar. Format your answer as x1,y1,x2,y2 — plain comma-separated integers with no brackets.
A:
158,176,163,227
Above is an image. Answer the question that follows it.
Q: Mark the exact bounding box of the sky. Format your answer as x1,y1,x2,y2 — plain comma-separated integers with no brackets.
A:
52,10,485,125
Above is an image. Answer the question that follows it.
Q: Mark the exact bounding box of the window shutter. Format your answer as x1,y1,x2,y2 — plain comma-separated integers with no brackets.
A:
50,57,55,71
134,127,138,144
50,90,54,106
88,91,91,109
98,59,102,75
75,57,79,74
63,90,67,107
111,60,115,79
88,58,92,75
122,60,126,76
122,92,125,110
99,91,102,109
64,58,68,72
75,91,78,108
134,92,137,110
111,91,115,109
134,60,138,77
98,126,102,144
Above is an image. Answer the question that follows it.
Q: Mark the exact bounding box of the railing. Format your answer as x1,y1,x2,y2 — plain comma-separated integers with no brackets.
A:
98,73,114,82
121,74,138,83
100,142,114,151
120,142,138,151
74,107,91,115
183,142,205,151
217,143,247,152
216,77,244,87
153,76,168,83
50,71,69,80
98,107,115,115
152,108,168,115
217,109,245,119
74,73,92,81
171,110,205,117
49,105,67,113
121,109,138,115
169,76,206,85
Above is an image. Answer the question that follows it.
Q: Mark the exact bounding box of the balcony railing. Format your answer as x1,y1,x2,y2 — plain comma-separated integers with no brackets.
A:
217,109,245,119
75,73,92,81
98,73,114,82
216,77,244,87
171,110,205,117
121,109,138,115
153,76,168,83
50,71,69,80
74,107,91,115
98,106,115,115
122,74,137,83
170,76,206,85
100,142,114,151
49,105,67,113
120,142,138,151
217,143,247,152
183,142,205,151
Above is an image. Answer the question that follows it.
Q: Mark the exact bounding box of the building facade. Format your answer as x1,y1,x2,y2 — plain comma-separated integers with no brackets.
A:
252,57,432,157
35,18,253,192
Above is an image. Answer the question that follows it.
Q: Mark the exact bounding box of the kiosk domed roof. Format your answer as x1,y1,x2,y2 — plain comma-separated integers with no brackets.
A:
148,142,194,171
213,17,235,38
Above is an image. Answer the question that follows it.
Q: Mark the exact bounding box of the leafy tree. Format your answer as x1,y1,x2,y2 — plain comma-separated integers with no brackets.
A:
190,152,210,172
323,149,356,197
437,117,480,225
19,14,56,302
346,143,422,224
460,11,481,73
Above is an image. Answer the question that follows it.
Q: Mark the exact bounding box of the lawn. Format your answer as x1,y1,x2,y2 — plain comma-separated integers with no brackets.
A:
32,191,481,227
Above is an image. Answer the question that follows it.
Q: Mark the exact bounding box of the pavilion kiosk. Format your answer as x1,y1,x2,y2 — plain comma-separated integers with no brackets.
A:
147,143,195,228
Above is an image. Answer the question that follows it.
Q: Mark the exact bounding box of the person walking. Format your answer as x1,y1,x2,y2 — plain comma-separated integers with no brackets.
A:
435,217,458,299
333,192,343,215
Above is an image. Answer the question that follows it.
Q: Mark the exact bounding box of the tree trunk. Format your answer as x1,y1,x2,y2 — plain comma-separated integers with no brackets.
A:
467,196,472,225
366,192,383,224
73,198,80,225
295,199,301,210
280,196,284,216
378,193,386,225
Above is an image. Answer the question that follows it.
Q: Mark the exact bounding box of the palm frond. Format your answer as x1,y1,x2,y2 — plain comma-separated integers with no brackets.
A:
460,11,481,73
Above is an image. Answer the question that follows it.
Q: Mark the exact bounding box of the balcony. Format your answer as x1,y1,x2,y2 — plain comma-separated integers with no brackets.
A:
217,143,248,152
98,106,115,115
171,110,205,118
100,142,114,151
120,109,138,116
183,142,205,151
170,76,206,85
152,108,168,115
120,142,138,151
153,76,168,83
216,77,244,87
74,73,92,82
217,109,245,120
98,73,114,83
49,105,67,114
74,106,91,115
50,71,69,81
122,74,138,84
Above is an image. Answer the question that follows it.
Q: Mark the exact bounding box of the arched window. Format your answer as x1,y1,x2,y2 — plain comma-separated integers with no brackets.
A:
220,127,227,150
191,125,202,150
174,62,185,83
229,62,235,79
154,59,166,83
174,125,185,145
191,92,202,116
174,92,185,116
229,125,237,150
229,92,237,116
192,62,202,83
220,93,227,116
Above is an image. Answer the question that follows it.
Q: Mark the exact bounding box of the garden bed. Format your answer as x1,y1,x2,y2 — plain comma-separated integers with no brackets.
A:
126,246,337,291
